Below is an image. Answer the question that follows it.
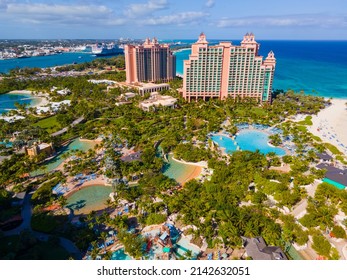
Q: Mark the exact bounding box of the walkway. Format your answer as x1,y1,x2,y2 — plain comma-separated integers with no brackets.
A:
51,116,84,137
3,192,81,259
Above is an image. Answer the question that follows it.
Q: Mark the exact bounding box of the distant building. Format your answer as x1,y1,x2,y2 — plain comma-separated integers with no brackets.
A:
242,236,288,260
25,142,55,158
125,38,176,84
88,79,116,85
183,33,276,102
140,92,177,111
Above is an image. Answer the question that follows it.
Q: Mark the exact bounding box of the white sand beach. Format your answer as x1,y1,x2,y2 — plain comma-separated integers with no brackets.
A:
307,98,347,155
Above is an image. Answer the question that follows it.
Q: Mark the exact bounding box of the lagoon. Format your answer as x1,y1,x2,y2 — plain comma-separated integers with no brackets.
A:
32,138,96,175
66,185,113,215
0,92,41,114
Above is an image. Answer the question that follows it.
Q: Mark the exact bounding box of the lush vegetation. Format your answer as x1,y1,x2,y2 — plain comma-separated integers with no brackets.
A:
1,59,344,260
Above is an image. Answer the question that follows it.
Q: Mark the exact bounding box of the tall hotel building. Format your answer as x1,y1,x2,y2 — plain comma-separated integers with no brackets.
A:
183,33,276,102
125,38,176,84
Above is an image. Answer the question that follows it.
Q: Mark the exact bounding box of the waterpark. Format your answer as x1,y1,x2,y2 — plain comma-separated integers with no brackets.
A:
86,223,204,260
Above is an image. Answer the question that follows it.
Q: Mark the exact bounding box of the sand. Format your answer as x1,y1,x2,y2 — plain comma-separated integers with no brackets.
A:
170,156,203,184
182,166,202,185
307,98,347,155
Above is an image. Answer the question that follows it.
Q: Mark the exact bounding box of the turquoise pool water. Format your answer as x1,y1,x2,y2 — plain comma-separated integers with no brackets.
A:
211,130,286,156
66,185,113,214
174,237,200,259
111,248,132,260
0,141,12,148
323,178,346,190
32,138,95,175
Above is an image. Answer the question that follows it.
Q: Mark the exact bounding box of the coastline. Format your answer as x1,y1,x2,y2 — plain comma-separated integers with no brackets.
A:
172,48,191,54
8,90,49,108
307,98,347,155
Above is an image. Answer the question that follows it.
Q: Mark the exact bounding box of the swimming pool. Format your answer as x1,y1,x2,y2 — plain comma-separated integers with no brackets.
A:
32,138,96,175
66,185,113,214
323,178,346,190
111,248,132,260
174,237,200,259
0,141,12,148
211,130,286,156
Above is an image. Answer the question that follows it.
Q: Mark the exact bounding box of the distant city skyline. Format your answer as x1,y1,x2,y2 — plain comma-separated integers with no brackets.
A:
1,0,346,40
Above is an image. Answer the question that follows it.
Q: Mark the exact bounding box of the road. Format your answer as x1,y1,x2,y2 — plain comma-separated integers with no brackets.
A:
3,191,82,260
51,116,84,137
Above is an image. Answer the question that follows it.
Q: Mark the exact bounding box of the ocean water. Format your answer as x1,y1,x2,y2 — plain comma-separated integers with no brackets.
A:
0,52,119,74
175,40,347,99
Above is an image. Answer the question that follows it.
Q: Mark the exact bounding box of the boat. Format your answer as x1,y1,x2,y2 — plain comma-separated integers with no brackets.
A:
91,43,123,57
17,55,31,59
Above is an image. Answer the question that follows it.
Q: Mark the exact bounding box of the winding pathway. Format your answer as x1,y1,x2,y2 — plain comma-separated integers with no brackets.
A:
3,191,82,259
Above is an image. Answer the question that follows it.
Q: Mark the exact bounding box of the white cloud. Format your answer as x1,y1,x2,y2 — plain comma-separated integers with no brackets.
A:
3,3,126,26
216,14,347,28
144,11,208,25
205,0,215,8
125,0,169,18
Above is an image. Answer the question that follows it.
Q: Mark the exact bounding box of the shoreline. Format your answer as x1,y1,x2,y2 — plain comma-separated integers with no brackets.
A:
172,48,191,54
307,98,347,155
7,90,49,108
170,156,203,184
64,176,108,198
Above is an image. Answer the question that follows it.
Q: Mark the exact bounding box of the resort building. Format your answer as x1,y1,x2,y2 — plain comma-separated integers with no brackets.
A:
140,92,177,111
183,33,276,102
25,142,55,158
125,38,176,84
241,236,288,260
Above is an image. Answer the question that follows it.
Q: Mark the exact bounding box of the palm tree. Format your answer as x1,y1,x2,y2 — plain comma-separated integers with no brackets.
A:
184,250,193,260
100,231,108,253
103,251,113,260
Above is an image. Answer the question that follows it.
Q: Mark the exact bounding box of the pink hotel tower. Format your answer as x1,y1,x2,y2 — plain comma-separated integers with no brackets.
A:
183,33,276,102
125,38,176,84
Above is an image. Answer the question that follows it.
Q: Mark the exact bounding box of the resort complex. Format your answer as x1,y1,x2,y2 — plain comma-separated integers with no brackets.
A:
0,34,347,262
124,38,176,84
183,33,276,102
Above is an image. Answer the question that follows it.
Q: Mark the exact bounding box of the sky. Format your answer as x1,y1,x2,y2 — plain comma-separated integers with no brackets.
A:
0,0,346,39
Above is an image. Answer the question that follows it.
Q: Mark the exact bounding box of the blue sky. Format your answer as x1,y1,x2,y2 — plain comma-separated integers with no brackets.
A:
0,0,346,39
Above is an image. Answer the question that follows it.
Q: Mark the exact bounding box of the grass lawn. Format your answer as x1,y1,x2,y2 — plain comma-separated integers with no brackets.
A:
298,115,313,126
324,143,342,155
252,107,267,117
35,115,60,133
